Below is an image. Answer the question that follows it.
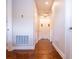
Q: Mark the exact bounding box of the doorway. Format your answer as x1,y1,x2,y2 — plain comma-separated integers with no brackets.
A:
38,16,51,40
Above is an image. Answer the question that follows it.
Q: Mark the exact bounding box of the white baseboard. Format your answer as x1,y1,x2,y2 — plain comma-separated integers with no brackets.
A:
7,45,35,51
13,45,35,50
7,48,14,51
52,43,65,59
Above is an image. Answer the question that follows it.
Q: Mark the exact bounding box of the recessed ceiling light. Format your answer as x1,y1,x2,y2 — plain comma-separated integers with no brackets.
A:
45,1,49,5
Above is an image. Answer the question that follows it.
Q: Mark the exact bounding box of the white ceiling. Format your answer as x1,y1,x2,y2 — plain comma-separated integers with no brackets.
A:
35,0,54,16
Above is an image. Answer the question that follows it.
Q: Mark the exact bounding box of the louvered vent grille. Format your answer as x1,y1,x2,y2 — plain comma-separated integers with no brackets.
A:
16,35,29,46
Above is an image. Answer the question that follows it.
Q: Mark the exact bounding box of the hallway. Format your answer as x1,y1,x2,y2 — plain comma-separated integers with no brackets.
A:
6,0,72,59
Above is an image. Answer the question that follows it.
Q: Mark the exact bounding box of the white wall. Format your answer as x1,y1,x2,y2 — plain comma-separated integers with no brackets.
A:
51,0,65,58
12,0,35,49
51,0,72,59
7,0,35,50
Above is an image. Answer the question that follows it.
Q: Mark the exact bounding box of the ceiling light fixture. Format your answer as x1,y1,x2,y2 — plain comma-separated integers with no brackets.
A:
45,1,49,5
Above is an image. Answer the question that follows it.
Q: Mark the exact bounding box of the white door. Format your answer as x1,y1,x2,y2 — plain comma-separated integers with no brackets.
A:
65,0,72,58
39,16,51,40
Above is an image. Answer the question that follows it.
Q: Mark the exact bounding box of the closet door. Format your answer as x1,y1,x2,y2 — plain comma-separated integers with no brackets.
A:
65,0,72,58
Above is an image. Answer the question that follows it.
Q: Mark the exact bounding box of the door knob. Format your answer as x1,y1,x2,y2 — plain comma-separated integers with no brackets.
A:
69,27,72,30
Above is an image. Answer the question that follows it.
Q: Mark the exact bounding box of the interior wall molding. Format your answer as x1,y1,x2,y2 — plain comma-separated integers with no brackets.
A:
52,42,65,59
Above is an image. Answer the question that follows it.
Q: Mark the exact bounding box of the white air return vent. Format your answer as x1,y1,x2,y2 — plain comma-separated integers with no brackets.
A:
16,35,29,46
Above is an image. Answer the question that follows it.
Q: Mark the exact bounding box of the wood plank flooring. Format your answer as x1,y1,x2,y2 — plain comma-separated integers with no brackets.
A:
7,40,62,59
7,48,62,59
6,49,62,59
34,39,62,59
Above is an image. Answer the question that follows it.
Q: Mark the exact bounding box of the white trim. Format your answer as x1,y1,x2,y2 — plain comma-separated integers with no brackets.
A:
7,45,35,51
13,45,35,50
52,43,65,59
7,47,14,51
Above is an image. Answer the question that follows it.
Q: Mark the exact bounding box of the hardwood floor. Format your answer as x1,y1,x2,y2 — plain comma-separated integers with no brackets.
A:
14,50,34,59
6,50,34,59
6,48,62,59
6,40,62,59
6,50,16,59
34,39,62,59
